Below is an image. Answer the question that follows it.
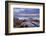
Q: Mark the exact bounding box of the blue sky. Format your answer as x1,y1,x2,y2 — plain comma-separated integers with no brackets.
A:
13,8,40,14
13,8,39,19
13,8,40,18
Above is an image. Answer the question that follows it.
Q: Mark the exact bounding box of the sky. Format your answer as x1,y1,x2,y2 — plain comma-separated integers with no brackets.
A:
13,8,40,19
13,8,40,14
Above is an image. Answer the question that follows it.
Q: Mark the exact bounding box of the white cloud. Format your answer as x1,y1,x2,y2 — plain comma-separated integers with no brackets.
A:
14,8,25,13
